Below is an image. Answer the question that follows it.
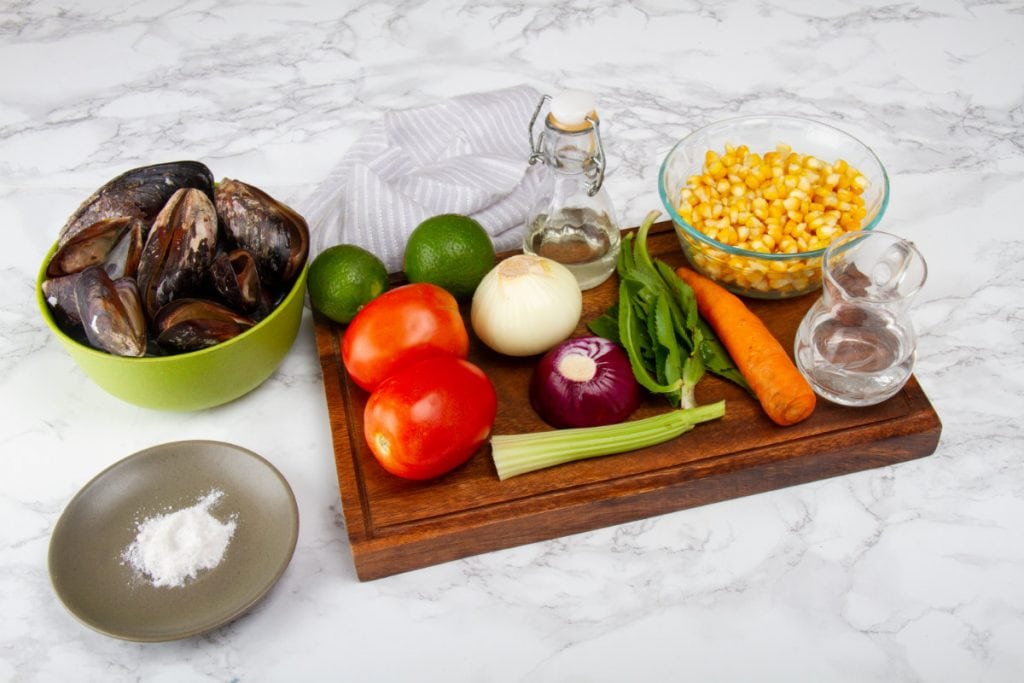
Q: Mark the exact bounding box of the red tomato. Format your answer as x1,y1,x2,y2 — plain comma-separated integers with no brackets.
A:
342,283,469,391
363,356,497,480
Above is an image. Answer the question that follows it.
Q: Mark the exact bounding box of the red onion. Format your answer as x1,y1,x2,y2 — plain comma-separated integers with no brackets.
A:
529,336,642,428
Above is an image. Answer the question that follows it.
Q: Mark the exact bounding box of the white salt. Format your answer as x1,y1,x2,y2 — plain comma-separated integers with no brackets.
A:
123,490,237,588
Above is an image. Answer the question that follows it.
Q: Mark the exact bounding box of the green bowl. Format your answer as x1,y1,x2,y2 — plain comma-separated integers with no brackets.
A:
36,242,307,412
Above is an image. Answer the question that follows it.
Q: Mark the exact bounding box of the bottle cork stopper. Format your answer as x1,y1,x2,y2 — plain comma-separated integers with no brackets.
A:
548,90,598,132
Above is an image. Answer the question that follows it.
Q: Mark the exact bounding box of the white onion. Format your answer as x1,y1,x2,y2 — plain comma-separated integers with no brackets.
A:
470,254,582,357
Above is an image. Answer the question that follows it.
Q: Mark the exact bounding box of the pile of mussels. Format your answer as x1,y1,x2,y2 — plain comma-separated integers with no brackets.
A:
41,161,309,357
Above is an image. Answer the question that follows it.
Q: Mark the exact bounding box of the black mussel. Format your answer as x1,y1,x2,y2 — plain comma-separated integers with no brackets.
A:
58,161,214,247
46,216,146,280
74,266,147,357
42,273,84,329
214,178,309,291
209,248,265,315
137,187,219,319
153,298,255,353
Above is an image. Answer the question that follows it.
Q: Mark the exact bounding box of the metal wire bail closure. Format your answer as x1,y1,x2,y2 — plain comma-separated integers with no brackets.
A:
527,94,550,166
585,114,607,197
527,93,607,196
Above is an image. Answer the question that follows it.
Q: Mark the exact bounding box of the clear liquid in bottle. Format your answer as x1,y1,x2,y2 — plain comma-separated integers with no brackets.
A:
524,208,620,290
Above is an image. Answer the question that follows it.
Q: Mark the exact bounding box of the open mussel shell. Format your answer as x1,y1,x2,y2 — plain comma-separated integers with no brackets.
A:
153,298,256,353
209,248,266,315
74,266,147,357
214,179,309,291
46,216,146,280
137,187,219,319
58,161,214,247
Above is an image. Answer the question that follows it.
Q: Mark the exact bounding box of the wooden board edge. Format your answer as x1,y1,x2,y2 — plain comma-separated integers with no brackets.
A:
313,315,375,547
348,402,942,580
361,376,941,540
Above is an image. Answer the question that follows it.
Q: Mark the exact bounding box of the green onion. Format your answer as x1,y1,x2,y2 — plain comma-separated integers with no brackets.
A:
490,400,725,480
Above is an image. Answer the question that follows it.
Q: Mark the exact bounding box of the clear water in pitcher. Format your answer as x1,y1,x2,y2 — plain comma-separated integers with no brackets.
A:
795,304,916,406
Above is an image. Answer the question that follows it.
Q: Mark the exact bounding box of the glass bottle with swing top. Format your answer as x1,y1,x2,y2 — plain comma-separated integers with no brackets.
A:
524,90,620,290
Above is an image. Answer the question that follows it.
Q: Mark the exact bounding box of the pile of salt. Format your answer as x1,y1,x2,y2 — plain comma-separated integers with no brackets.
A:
123,490,237,588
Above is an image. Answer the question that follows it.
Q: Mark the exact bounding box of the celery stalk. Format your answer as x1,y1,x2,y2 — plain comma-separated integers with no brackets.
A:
491,401,725,480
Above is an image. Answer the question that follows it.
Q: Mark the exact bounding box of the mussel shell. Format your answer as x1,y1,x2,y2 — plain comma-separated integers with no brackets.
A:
214,178,309,291
209,248,264,315
58,161,214,247
42,273,84,329
153,298,255,353
46,216,146,280
74,266,147,357
137,187,219,319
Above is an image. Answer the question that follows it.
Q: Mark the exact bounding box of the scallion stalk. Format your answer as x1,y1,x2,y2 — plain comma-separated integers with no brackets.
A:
491,400,725,480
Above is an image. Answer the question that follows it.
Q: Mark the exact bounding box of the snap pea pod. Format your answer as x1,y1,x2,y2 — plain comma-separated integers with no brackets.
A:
617,280,680,395
589,209,748,407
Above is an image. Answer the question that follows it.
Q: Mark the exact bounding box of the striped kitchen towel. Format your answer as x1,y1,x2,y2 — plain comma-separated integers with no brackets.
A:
303,84,543,272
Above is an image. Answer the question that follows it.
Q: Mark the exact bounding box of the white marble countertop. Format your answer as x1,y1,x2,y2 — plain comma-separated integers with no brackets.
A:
3,1,1022,680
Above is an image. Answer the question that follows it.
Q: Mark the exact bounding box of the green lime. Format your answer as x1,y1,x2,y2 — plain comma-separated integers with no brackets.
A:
403,214,496,299
306,244,389,324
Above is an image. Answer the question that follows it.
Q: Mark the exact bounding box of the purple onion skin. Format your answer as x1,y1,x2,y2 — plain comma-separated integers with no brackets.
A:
529,336,642,428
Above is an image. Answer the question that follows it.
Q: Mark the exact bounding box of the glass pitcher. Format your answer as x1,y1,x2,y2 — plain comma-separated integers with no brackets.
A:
794,230,927,407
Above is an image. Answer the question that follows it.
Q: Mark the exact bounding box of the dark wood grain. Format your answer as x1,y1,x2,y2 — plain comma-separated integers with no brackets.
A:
314,221,942,580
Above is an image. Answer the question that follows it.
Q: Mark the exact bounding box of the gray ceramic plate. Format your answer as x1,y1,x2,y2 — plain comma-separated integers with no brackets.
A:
48,440,299,642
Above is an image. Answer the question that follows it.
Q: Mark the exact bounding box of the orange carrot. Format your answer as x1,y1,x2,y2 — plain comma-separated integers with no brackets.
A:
676,267,815,426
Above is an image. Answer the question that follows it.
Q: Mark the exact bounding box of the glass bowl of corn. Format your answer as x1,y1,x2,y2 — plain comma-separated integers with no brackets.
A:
658,115,889,299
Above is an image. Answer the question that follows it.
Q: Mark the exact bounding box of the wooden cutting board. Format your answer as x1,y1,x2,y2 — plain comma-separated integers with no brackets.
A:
314,221,942,581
